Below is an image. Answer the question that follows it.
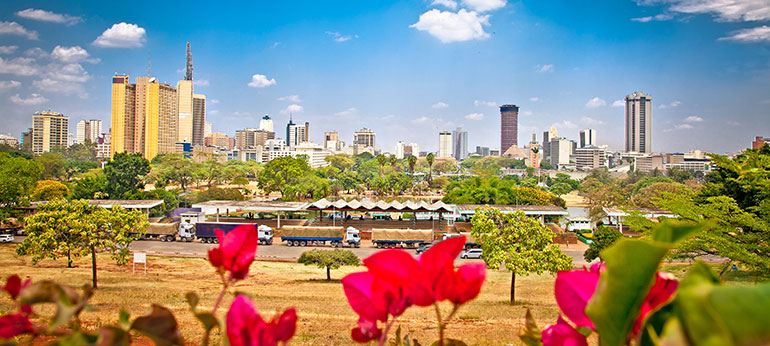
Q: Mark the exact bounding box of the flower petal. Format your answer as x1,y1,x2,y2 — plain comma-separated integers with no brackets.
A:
542,316,589,346
342,272,387,322
219,224,258,280
0,313,34,339
554,269,599,329
271,307,297,342
226,295,265,346
2,275,22,300
633,272,678,336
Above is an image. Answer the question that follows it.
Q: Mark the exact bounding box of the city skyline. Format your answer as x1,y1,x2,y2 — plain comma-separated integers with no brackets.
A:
1,1,769,154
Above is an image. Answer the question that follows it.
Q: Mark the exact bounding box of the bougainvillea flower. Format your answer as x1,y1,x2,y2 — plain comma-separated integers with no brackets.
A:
207,224,258,280
363,249,433,306
436,262,486,305
0,313,34,339
541,316,589,346
419,237,466,301
226,295,297,346
632,272,678,336
351,317,382,343
554,268,600,329
2,275,30,301
342,272,389,323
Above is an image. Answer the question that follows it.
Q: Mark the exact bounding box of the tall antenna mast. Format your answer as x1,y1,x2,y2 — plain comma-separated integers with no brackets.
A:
185,42,193,81
146,49,152,77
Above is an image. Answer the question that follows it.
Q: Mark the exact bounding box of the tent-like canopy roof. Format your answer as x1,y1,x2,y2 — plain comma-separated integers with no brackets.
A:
191,200,308,213
306,198,454,213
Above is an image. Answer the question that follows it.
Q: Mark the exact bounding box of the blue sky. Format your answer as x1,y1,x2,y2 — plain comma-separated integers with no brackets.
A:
0,0,768,154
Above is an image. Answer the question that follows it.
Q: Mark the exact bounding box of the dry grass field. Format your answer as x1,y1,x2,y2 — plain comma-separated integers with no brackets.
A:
0,244,565,346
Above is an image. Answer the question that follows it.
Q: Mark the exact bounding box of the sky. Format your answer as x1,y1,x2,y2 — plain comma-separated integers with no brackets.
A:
0,0,768,154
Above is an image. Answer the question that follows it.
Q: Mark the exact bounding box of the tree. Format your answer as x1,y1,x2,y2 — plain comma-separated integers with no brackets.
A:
31,180,69,201
17,199,147,288
325,154,355,171
104,152,150,199
34,153,67,181
258,156,310,198
0,153,42,210
407,155,417,175
298,249,359,280
231,176,249,187
389,155,398,170
376,154,387,176
470,207,572,304
583,226,623,262
540,160,553,170
426,153,435,184
150,154,197,192
70,170,108,200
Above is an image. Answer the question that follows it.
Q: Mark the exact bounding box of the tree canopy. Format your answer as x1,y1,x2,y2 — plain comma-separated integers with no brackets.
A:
443,176,565,207
104,152,150,199
298,249,359,280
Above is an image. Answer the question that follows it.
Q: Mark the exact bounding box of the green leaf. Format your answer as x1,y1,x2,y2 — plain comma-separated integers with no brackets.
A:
96,326,131,346
18,281,90,329
50,331,99,346
518,309,543,346
194,312,220,331
185,292,199,311
118,309,131,330
131,305,184,346
658,319,689,346
586,239,669,346
651,221,708,245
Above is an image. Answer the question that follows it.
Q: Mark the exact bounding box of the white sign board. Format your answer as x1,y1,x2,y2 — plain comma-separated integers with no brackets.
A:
133,253,147,274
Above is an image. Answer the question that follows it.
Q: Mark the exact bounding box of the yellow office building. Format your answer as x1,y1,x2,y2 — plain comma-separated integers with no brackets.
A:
32,111,68,155
177,80,193,143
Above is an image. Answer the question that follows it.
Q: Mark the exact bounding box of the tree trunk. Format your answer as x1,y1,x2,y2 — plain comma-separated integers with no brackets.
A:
510,271,516,305
91,246,98,289
67,249,72,268
327,266,331,281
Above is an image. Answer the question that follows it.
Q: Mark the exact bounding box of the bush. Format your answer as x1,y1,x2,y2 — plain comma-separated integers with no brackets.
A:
583,226,623,262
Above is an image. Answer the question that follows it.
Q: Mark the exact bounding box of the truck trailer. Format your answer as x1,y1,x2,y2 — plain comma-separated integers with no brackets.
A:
141,222,193,242
280,226,360,247
371,229,433,248
194,222,273,245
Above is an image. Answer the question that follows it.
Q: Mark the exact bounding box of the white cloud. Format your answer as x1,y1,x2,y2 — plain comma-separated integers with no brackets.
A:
325,31,358,42
49,63,90,82
465,112,485,120
0,21,38,40
33,78,87,97
536,64,554,73
10,93,47,105
208,109,220,115
580,116,605,125
0,57,38,76
474,99,496,107
193,79,210,87
631,13,674,22
461,0,507,12
248,74,276,88
335,107,358,116
51,46,96,63
278,95,302,102
720,25,770,42
412,116,432,124
674,123,694,130
684,115,703,122
521,110,533,116
727,120,741,126
432,101,449,109
410,9,490,43
92,23,146,48
281,104,303,114
659,100,682,109
529,97,539,102
15,8,81,25
585,97,607,108
0,46,18,54
0,80,21,91
655,0,770,22
552,120,578,129
612,99,625,107
432,0,458,9
210,99,220,104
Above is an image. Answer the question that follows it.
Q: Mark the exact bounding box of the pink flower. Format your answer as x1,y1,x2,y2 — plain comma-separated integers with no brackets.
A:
0,313,34,339
342,271,413,344
542,316,588,346
207,225,258,280
554,268,600,329
226,295,297,346
351,317,382,343
632,272,678,336
363,249,432,307
436,262,486,305
2,275,30,301
419,237,466,302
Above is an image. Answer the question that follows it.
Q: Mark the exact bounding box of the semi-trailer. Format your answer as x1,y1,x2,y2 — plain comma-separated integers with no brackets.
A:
194,222,273,245
371,229,433,248
280,226,360,247
141,222,195,242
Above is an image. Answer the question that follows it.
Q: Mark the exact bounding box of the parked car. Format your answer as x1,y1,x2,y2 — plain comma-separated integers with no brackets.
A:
416,243,433,254
0,233,14,243
460,249,482,259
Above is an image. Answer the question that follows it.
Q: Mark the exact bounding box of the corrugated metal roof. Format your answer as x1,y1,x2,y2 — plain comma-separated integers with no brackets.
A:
306,199,454,212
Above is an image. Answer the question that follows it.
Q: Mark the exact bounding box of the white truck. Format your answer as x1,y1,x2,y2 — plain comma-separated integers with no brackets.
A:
280,225,360,248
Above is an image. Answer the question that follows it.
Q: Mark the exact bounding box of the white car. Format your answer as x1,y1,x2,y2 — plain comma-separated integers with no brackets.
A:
460,248,482,259
0,234,14,243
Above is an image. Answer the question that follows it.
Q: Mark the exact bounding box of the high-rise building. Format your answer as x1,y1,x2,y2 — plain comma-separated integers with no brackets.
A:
144,81,178,159
205,132,234,150
475,146,490,157
526,134,541,168
204,122,212,138
287,122,308,148
260,115,274,133
21,128,32,151
110,75,135,155
575,146,607,171
579,129,597,148
176,80,194,143
192,94,206,145
324,131,338,149
500,105,519,154
625,91,652,153
751,136,770,150
438,131,452,158
549,138,571,169
353,128,375,149
452,127,468,160
236,128,275,149
76,120,103,144
32,111,68,155
542,126,557,158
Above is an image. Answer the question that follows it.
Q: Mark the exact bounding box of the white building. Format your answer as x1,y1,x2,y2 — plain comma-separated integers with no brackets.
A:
259,115,274,133
0,134,19,147
204,122,213,138
575,146,607,171
549,138,572,168
579,129,596,148
438,131,451,158
625,91,652,153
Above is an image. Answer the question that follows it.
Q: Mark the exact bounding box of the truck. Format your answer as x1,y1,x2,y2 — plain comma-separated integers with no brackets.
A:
194,222,274,245
280,226,360,248
371,229,433,248
442,232,481,249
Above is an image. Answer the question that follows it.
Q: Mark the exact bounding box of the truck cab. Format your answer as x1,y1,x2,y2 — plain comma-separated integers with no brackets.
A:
258,224,274,245
344,226,361,248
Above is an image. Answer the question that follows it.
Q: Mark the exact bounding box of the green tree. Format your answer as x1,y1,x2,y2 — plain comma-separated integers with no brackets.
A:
583,226,623,262
17,199,147,288
540,159,553,170
471,207,572,304
31,180,70,201
70,170,108,200
666,165,694,183
700,146,770,214
34,153,67,181
104,152,150,199
231,176,249,187
407,155,417,175
0,153,42,210
549,182,572,196
149,154,198,192
298,249,359,280
325,154,355,171
426,153,435,184
257,156,310,198
376,154,387,176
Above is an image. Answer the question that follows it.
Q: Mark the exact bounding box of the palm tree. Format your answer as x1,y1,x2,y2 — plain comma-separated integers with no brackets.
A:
426,153,435,184
376,154,387,176
389,155,398,171
531,146,540,184
407,155,417,175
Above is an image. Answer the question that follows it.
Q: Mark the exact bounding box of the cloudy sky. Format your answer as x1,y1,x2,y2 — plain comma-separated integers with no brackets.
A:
0,0,768,154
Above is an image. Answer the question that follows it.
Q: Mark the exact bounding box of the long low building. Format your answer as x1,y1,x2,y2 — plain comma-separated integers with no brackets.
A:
453,204,568,223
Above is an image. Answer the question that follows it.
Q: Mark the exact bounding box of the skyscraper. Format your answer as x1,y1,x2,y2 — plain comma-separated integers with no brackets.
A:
260,115,274,132
353,128,376,148
285,116,295,146
579,129,597,148
76,120,103,144
438,131,451,158
192,94,206,145
625,91,652,153
176,79,193,143
143,81,178,159
452,127,468,160
500,105,519,154
286,121,308,148
32,111,68,155
110,75,134,155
